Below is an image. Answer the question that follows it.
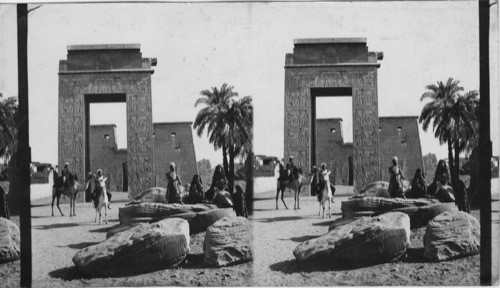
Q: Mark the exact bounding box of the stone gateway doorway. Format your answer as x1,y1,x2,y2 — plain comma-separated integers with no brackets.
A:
283,38,383,191
58,44,156,200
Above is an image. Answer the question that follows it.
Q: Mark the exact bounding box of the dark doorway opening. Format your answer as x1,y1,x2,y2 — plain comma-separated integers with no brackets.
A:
310,87,354,191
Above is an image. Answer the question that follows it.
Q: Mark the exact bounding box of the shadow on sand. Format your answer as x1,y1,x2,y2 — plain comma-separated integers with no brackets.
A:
31,215,57,219
49,266,87,281
270,248,429,275
88,226,114,233
285,235,319,242
34,222,81,230
256,216,304,223
64,241,101,250
269,259,355,274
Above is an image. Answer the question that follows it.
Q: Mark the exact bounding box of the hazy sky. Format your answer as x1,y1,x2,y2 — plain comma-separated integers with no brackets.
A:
0,1,493,168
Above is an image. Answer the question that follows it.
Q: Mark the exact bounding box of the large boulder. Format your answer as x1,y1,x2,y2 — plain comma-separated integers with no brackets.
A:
73,218,190,277
424,211,480,261
106,223,144,239
0,218,20,264
204,217,253,267
402,202,458,229
131,187,168,203
295,212,410,268
190,208,236,234
342,196,440,218
119,202,219,224
358,181,390,198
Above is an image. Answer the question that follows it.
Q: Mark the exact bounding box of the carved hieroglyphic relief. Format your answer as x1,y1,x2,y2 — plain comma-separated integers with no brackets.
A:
284,67,379,190
59,73,154,199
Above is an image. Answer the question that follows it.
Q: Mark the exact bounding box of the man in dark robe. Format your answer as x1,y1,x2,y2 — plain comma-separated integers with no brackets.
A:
286,156,297,182
62,162,72,189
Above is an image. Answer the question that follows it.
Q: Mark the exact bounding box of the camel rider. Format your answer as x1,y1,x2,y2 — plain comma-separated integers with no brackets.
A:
62,162,72,189
286,156,296,182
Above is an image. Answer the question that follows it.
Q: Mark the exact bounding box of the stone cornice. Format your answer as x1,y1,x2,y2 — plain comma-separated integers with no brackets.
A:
59,69,154,75
284,63,381,68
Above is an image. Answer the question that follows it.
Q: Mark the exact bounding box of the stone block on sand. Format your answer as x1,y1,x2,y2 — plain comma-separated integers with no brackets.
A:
130,187,168,203
342,196,440,218
294,212,410,268
401,202,458,229
190,208,236,234
358,181,390,198
119,202,219,224
424,211,479,262
204,217,253,267
0,218,20,264
73,218,190,277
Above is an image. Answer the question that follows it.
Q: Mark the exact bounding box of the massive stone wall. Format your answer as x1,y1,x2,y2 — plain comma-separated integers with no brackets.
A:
153,122,198,188
89,125,127,191
378,116,424,182
284,38,382,191
315,118,353,185
88,122,198,191
58,44,155,199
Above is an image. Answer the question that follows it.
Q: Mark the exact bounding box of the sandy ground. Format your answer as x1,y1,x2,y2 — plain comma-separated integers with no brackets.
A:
26,190,500,286
0,215,20,288
31,193,251,287
251,194,481,286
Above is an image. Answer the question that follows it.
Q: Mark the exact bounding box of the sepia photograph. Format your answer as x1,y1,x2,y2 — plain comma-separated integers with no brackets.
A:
0,0,498,287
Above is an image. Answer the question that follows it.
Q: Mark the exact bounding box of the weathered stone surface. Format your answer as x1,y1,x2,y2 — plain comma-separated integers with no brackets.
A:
405,202,458,229
358,181,390,198
131,187,167,203
424,211,480,261
119,202,218,224
213,190,233,208
59,45,156,198
328,217,358,231
284,39,382,190
295,212,410,267
73,218,190,277
342,196,440,218
204,217,253,267
106,223,144,239
0,218,20,264
190,208,236,234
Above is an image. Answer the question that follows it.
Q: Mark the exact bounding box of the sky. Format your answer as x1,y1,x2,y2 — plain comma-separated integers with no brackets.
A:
0,1,498,169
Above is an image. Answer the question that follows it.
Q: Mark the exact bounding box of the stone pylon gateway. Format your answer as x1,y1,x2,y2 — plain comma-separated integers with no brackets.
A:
283,38,383,191
58,44,156,199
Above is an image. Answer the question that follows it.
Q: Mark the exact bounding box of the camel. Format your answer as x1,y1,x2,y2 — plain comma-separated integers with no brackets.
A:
51,173,89,217
276,168,307,210
88,172,109,225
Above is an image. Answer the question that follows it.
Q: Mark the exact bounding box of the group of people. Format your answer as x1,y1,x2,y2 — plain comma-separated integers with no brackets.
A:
165,162,248,217
388,157,470,212
276,156,335,202
52,163,111,209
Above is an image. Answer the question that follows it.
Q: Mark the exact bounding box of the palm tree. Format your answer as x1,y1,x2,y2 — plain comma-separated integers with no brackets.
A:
0,95,18,162
194,84,253,194
419,79,479,192
449,90,479,190
194,84,237,179
419,78,463,185
225,96,253,194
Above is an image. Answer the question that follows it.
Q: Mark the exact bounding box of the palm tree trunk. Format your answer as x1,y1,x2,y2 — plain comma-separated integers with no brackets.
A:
222,145,229,179
228,146,235,195
453,140,460,192
244,150,253,216
447,140,454,180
